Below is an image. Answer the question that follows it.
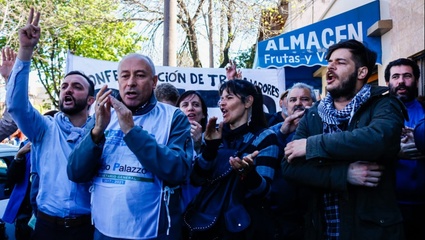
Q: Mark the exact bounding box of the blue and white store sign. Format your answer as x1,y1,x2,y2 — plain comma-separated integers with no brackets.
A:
254,1,382,68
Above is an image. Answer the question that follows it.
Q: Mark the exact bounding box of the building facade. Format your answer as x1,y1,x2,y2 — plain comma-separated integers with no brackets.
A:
284,0,424,96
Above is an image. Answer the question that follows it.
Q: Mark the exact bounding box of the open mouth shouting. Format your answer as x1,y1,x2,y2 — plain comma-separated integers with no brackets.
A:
124,90,138,99
221,107,229,119
326,71,336,85
63,95,75,106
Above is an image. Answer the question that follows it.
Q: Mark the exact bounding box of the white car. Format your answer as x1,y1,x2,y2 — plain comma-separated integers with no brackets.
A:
0,143,19,240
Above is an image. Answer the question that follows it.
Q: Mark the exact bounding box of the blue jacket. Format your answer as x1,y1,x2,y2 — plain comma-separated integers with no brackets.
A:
2,140,31,223
186,123,279,238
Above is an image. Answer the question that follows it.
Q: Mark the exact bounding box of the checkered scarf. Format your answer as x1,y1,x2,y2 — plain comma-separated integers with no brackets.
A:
318,84,371,126
317,84,371,239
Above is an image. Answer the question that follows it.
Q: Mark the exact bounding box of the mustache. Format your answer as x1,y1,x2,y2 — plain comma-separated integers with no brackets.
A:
293,105,306,112
395,84,407,91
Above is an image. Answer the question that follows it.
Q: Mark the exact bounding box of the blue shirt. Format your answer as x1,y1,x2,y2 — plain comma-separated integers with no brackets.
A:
6,59,92,217
396,99,425,204
404,100,425,128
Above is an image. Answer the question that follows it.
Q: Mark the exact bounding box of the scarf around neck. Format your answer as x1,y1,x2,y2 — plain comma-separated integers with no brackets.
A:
318,84,371,238
318,84,371,126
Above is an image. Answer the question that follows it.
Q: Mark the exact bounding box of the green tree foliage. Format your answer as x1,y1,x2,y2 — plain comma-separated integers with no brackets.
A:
234,46,256,69
1,0,144,108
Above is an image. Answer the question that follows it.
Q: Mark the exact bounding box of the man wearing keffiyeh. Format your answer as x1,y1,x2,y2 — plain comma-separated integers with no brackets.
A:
282,39,406,240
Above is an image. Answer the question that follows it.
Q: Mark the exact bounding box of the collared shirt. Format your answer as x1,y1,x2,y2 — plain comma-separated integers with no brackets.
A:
6,59,92,217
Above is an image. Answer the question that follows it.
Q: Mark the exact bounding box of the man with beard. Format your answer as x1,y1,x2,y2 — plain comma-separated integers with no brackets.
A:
385,58,425,240
282,39,406,239
6,8,95,239
269,82,386,239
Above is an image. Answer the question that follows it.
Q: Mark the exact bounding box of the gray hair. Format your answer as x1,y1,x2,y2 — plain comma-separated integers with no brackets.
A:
155,83,180,105
287,82,317,102
118,53,156,76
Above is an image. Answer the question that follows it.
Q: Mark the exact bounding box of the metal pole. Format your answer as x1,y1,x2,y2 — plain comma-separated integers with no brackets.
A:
163,0,177,66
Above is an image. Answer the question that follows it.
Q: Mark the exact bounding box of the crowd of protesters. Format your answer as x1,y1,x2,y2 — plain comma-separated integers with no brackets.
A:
0,7,424,240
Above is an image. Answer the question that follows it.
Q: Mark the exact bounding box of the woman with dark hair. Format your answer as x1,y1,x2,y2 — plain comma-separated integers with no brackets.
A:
176,90,208,209
176,90,208,154
183,80,279,239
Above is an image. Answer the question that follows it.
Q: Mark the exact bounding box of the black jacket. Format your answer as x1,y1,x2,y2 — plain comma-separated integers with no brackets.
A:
282,86,407,240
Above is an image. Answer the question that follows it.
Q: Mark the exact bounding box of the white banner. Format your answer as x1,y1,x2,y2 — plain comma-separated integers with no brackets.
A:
66,52,285,121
